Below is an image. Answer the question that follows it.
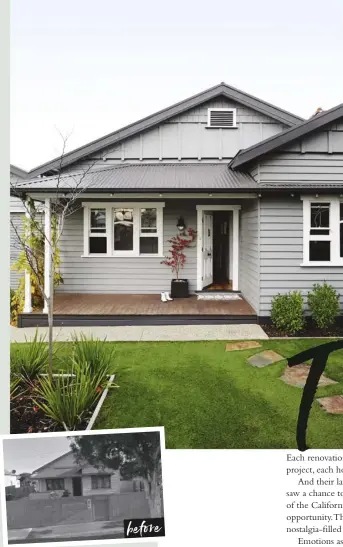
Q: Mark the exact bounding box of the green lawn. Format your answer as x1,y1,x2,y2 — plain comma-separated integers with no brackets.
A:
49,338,343,449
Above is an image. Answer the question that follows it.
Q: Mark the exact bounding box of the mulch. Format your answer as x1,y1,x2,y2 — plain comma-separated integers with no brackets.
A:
10,394,63,434
261,323,343,338
10,386,91,434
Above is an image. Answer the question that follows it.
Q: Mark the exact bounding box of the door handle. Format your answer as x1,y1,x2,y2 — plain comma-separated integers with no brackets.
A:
207,252,212,257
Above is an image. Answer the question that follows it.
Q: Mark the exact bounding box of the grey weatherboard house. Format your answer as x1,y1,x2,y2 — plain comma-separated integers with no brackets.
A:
11,83,343,326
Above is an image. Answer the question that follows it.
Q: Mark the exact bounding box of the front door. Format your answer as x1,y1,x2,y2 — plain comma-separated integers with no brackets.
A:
72,477,82,496
202,213,213,288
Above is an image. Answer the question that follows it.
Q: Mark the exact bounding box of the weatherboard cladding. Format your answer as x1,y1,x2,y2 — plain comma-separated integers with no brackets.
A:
239,200,260,313
246,118,343,189
259,198,343,315
57,201,198,294
231,103,343,170
14,164,259,192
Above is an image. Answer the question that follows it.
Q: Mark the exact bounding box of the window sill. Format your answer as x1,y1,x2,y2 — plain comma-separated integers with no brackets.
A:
300,262,343,267
81,254,165,258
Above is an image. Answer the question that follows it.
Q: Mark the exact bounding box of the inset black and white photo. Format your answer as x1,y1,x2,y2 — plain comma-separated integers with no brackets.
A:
0,428,165,544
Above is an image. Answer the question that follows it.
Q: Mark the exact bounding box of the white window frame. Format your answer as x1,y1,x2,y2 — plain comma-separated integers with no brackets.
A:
91,475,111,490
82,202,165,258
207,108,237,128
301,195,343,266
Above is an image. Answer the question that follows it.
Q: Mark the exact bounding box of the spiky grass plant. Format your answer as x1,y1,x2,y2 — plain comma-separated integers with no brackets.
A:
10,331,50,384
71,333,115,376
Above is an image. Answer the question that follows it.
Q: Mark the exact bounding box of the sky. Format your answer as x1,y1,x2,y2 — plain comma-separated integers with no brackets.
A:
10,0,343,171
3,436,71,475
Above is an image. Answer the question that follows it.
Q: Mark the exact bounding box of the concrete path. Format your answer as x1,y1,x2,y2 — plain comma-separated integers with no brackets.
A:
11,324,268,343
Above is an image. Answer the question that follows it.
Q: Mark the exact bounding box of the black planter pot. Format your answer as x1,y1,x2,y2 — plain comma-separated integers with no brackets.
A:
171,279,189,298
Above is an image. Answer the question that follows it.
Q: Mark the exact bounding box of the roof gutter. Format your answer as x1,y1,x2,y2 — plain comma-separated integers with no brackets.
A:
11,186,343,197
11,187,260,196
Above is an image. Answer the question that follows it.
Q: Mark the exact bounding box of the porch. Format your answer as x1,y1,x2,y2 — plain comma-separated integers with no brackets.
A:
14,163,261,327
18,293,257,327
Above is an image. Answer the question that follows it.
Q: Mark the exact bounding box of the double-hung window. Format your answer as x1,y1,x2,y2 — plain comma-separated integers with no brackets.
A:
83,203,164,257
91,475,111,489
302,197,343,265
89,209,107,254
46,478,65,491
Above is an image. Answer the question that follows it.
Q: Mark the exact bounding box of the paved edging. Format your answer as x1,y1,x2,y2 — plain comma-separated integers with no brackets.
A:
11,324,269,343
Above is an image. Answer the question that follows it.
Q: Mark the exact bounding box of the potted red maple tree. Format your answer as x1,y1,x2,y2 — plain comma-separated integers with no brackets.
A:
161,227,196,298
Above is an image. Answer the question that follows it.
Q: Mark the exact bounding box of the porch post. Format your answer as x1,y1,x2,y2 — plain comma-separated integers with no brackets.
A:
43,197,51,314
23,209,32,313
232,208,239,291
196,207,203,291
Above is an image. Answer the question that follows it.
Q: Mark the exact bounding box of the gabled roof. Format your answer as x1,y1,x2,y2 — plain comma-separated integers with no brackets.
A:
230,103,343,170
33,466,83,479
27,83,304,178
13,163,259,194
10,164,28,179
32,451,73,475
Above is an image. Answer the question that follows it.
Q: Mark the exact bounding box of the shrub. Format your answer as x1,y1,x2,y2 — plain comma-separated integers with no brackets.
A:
270,291,305,335
33,363,108,430
307,282,340,329
10,331,49,384
72,334,115,376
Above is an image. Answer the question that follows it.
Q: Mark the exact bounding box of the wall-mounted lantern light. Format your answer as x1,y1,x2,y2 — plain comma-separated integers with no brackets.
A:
176,216,186,233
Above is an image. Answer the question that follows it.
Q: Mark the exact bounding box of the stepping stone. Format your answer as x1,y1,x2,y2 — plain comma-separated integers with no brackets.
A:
280,364,338,388
248,350,285,368
317,395,343,415
226,341,262,352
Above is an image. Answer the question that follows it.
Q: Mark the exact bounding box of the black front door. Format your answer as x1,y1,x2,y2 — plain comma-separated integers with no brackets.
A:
213,212,230,284
72,477,82,496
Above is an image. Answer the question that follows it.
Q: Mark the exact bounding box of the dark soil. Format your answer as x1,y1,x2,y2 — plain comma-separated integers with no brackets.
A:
10,394,64,433
10,386,91,434
262,323,343,338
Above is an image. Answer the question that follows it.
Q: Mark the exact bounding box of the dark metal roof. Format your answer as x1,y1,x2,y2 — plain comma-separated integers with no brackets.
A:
26,83,304,178
13,163,259,194
230,103,343,170
10,164,28,179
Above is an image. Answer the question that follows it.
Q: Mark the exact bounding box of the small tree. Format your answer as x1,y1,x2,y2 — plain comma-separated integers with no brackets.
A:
161,227,196,280
70,432,163,517
11,133,97,378
11,206,63,324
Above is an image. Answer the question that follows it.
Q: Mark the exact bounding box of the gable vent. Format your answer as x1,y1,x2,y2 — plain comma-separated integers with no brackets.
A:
208,108,236,128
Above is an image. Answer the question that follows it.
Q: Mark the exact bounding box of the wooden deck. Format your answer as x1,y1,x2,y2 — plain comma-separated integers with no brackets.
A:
18,293,257,328
52,293,255,316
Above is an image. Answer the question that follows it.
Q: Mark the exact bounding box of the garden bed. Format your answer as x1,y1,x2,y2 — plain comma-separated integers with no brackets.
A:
261,323,343,338
10,333,117,434
10,374,115,434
